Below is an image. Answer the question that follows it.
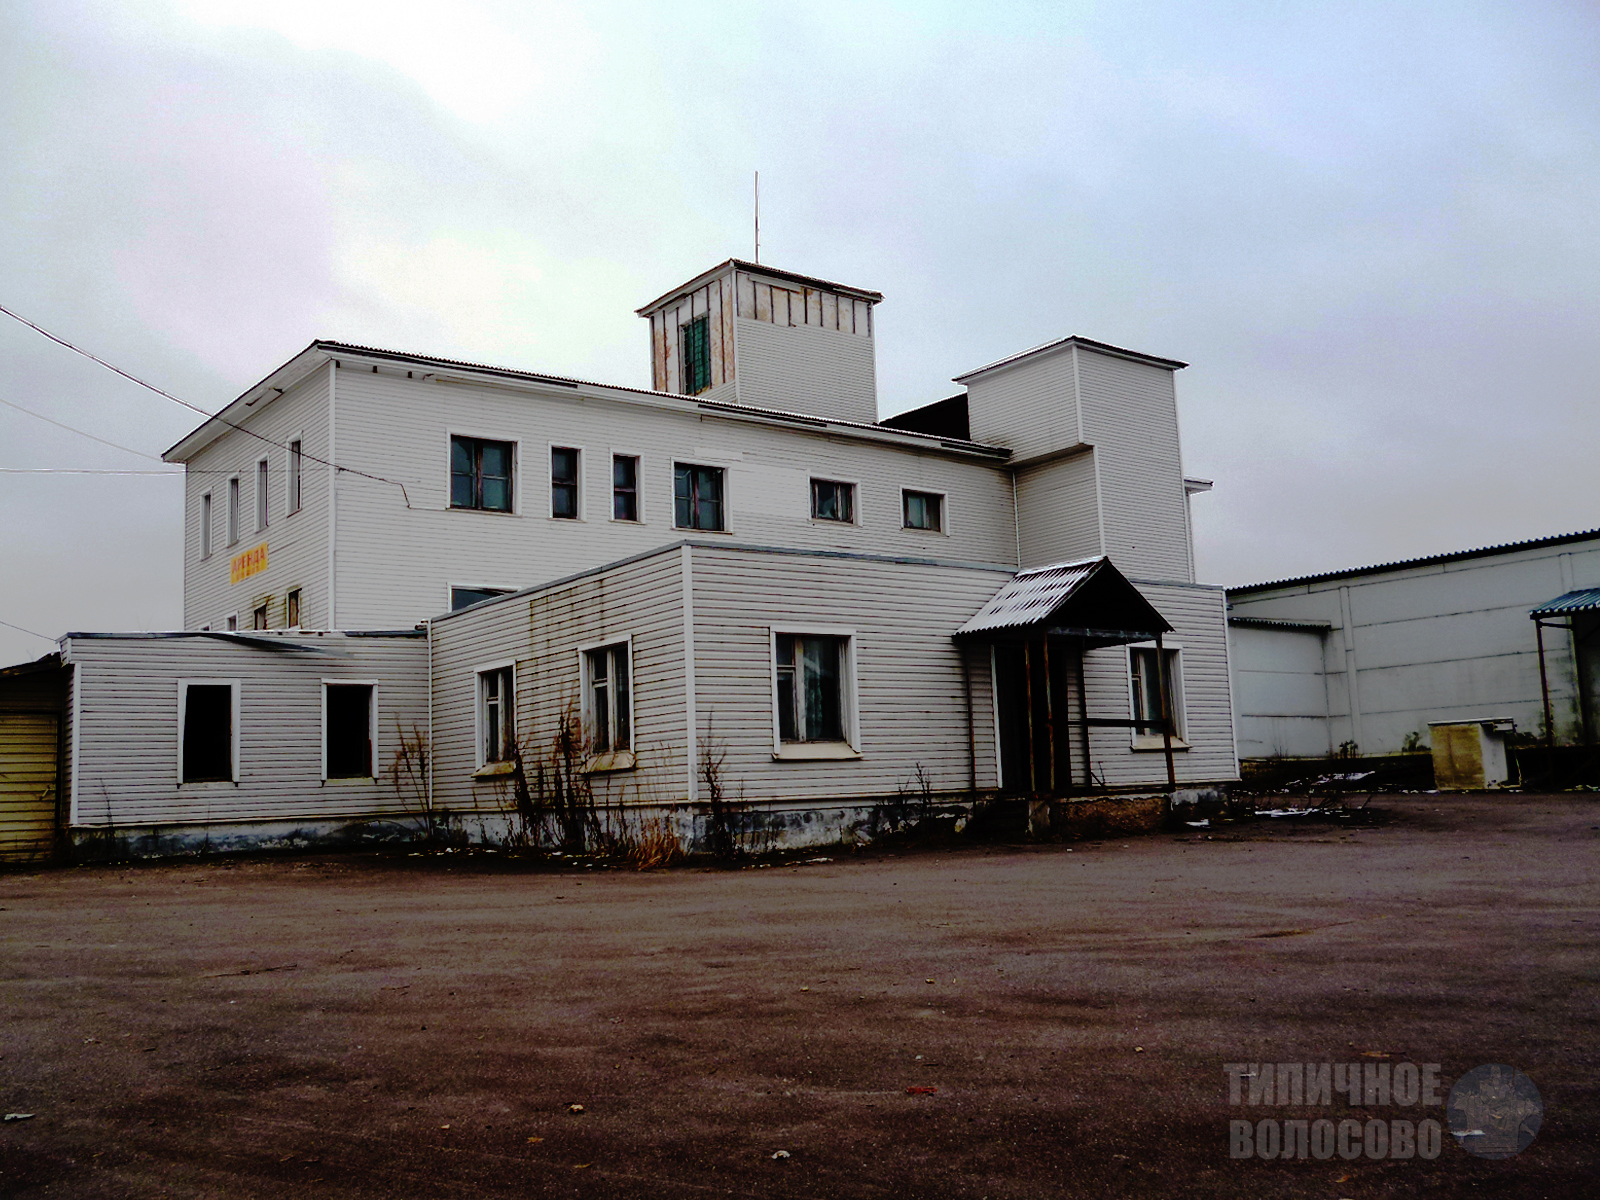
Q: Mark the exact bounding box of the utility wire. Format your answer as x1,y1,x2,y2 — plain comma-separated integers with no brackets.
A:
0,468,181,475
0,302,419,507
0,394,165,460
0,616,56,645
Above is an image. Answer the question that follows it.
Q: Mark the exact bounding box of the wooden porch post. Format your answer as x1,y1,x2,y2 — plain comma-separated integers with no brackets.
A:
1156,632,1177,793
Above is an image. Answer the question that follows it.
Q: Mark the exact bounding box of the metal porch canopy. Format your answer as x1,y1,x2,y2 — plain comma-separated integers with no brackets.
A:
1530,589,1600,749
955,557,1179,794
955,556,1172,646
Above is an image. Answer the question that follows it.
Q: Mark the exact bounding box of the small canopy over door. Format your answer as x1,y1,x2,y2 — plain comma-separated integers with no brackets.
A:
956,557,1177,795
1530,588,1600,745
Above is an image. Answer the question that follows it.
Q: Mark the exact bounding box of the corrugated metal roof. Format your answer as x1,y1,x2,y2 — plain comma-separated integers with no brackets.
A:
957,558,1104,635
1230,527,1600,595
1531,587,1600,617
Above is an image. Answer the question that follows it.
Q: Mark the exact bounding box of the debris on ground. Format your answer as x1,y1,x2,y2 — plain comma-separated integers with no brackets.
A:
771,1150,791,1159
906,1086,937,1095
4,1114,36,1122
566,1104,585,1114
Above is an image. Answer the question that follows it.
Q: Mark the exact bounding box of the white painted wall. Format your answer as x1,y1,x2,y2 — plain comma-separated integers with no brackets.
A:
1228,536,1600,754
63,631,428,829
1229,624,1333,758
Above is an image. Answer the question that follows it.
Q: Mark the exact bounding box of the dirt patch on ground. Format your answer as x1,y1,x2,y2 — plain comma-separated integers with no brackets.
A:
1,793,1596,1197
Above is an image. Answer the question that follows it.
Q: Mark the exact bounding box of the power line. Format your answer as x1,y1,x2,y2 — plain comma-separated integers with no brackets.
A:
0,302,420,508
0,616,55,645
0,468,181,475
0,394,165,461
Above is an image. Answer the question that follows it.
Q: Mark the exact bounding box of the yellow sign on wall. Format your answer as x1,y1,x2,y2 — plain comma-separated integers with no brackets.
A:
230,542,268,585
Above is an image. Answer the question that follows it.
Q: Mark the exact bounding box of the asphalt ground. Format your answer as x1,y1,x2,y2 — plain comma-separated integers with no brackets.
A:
1,793,1597,1198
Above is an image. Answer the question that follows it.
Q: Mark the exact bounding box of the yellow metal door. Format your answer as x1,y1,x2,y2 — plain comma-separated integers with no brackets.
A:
0,711,59,863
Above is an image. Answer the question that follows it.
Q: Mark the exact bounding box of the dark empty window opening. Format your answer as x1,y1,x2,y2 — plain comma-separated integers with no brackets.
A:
451,436,514,512
903,489,943,532
286,589,302,628
679,316,711,395
252,603,269,631
287,439,302,513
325,684,373,779
551,447,580,518
451,586,514,611
674,463,724,531
181,684,234,783
811,479,854,523
613,454,639,521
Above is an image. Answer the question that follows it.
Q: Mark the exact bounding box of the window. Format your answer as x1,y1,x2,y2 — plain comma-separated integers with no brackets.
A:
612,454,639,521
322,683,374,779
679,315,711,395
200,492,213,559
255,458,269,530
451,436,514,512
583,642,632,754
450,586,514,611
286,589,302,629
179,681,237,784
674,463,724,531
902,489,943,532
551,447,580,518
225,613,238,632
1129,646,1186,746
774,633,853,746
252,603,269,631
478,665,515,765
811,478,855,523
287,439,302,513
227,477,240,545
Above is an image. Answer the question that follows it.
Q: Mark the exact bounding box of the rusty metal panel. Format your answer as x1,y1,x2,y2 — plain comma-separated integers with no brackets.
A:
754,283,771,323
821,291,838,330
708,277,725,386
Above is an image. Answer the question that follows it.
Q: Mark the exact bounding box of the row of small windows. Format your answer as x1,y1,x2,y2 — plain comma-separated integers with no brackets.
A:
447,436,943,533
178,679,372,784
199,440,303,559
202,588,302,634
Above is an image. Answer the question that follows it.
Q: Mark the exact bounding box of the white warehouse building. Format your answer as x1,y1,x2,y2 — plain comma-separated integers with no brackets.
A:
1,260,1239,861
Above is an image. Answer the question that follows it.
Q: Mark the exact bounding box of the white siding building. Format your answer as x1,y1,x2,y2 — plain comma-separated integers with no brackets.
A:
1227,529,1600,759
2,259,1238,859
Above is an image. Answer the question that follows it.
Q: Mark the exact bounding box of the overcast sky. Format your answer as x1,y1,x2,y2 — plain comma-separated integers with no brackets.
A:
3,0,1598,663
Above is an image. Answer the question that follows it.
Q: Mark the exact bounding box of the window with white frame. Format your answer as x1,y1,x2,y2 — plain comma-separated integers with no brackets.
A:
452,436,515,512
902,489,943,532
1128,645,1185,745
225,613,238,632
810,478,855,523
324,682,375,779
674,463,724,531
583,642,632,753
287,438,302,513
774,632,854,746
612,454,640,521
551,446,580,518
179,680,238,784
478,665,515,765
255,458,269,530
227,476,240,545
200,492,213,558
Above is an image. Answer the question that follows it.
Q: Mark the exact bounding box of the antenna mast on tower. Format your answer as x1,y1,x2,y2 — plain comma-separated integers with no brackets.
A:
754,171,760,264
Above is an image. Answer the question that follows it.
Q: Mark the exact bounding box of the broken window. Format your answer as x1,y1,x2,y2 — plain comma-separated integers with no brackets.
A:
775,633,850,744
451,436,514,512
811,478,855,523
450,586,514,611
256,458,269,530
1129,646,1185,743
674,463,724,531
613,454,639,521
902,489,943,532
551,447,580,518
180,682,236,783
324,683,374,778
286,588,301,629
225,613,238,632
584,642,632,754
679,315,711,395
479,665,515,764
200,492,213,559
287,439,302,513
252,603,269,631
227,476,240,545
